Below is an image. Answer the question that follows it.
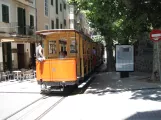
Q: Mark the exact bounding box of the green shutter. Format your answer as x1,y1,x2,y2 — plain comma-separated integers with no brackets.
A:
30,15,34,27
2,4,9,23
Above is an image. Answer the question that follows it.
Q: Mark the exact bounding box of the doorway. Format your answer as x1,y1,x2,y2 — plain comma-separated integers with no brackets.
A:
2,42,12,71
17,44,25,69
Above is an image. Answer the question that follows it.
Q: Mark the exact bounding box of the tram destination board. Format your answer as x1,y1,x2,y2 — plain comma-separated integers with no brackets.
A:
115,45,134,72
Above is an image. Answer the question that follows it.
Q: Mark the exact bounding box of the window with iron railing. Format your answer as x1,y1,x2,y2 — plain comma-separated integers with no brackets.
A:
26,25,35,35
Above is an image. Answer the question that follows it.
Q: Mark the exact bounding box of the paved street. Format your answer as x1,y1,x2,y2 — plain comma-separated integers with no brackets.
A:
0,79,43,120
0,79,40,93
0,72,161,120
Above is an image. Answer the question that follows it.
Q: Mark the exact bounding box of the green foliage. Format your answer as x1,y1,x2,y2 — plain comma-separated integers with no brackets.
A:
69,0,161,44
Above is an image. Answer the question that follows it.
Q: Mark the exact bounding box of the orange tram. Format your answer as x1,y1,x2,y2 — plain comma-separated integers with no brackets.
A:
35,29,104,93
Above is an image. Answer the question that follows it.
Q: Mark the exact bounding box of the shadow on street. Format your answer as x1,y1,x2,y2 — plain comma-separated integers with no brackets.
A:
84,64,161,102
124,109,161,120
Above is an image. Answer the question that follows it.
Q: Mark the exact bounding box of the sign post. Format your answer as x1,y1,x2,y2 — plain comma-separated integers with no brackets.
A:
150,29,161,82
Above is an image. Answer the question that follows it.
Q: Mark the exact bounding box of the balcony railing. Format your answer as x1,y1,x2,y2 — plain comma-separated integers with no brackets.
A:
0,22,18,34
18,25,36,36
26,25,36,36
0,22,36,37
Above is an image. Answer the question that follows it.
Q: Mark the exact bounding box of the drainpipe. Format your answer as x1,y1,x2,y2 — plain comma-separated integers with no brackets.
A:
35,0,37,45
35,0,37,31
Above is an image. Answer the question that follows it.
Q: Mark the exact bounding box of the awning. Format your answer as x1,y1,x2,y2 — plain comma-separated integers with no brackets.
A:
0,37,39,43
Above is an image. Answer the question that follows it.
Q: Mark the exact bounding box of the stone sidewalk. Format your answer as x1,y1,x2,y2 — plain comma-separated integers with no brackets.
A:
85,71,161,94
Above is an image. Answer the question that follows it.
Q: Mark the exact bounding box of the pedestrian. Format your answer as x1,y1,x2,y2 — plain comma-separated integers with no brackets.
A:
36,43,45,62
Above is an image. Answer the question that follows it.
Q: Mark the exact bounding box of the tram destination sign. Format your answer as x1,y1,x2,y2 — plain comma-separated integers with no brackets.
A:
115,45,134,72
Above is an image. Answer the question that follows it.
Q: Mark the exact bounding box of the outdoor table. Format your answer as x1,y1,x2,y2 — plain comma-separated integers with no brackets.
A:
13,71,21,80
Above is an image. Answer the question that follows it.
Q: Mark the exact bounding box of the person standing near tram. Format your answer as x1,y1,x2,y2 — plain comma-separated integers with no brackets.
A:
36,43,45,62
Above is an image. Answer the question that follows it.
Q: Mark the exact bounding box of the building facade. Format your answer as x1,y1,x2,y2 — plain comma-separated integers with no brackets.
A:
0,0,92,71
36,0,70,30
0,0,36,71
69,4,91,37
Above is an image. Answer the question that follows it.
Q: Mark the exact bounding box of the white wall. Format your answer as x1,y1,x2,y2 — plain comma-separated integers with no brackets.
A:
11,43,18,69
0,43,2,62
24,43,30,68
0,43,2,71
24,43,30,57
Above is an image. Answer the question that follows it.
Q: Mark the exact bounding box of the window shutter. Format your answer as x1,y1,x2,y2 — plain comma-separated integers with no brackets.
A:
2,4,9,23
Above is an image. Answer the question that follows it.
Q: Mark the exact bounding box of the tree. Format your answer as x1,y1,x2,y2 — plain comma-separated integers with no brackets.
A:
68,0,161,77
68,0,125,71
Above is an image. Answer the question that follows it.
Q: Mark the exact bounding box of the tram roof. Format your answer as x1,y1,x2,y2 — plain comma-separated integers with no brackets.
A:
36,29,95,42
36,29,80,35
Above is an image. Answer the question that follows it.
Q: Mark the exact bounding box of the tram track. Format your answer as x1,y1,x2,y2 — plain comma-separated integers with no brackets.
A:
2,90,72,120
34,97,65,120
1,70,98,120
2,95,48,120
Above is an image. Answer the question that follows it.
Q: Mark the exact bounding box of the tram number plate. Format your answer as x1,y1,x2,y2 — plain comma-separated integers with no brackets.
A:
52,68,56,72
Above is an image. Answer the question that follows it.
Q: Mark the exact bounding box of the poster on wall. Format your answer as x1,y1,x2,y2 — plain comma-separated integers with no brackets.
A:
115,45,134,72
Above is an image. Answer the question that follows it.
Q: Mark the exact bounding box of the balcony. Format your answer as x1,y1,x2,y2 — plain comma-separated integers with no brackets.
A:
26,25,36,36
14,0,34,6
0,22,18,37
16,25,36,36
0,22,36,37
0,22,18,33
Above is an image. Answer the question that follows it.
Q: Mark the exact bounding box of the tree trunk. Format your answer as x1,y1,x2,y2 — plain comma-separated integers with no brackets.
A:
151,42,160,81
150,26,161,81
105,38,114,72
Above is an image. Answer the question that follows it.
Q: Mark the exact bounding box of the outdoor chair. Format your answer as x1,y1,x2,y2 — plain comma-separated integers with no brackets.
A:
6,71,14,80
22,69,34,80
1,72,8,81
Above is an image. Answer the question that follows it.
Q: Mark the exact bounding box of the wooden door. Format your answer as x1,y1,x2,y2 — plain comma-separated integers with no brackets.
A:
17,44,25,69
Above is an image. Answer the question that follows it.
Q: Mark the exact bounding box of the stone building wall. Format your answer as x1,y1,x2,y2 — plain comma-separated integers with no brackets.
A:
134,33,153,73
135,56,153,73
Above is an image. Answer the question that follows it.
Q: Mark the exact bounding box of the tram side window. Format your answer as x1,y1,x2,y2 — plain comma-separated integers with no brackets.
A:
49,40,57,54
70,38,77,53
